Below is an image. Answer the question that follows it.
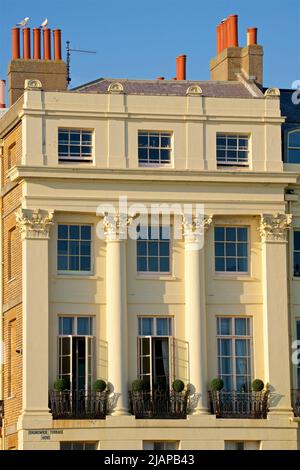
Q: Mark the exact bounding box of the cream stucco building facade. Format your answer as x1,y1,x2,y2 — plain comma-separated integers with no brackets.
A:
1,16,300,450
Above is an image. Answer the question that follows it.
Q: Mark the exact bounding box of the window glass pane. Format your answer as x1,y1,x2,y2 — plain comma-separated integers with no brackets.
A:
237,243,247,257
294,231,300,250
237,258,248,272
237,228,248,242
215,257,225,272
69,226,80,239
228,137,237,148
288,149,300,163
58,240,68,255
159,242,169,257
58,225,68,239
215,227,225,241
137,241,147,256
82,133,92,143
80,256,91,272
148,242,158,256
160,149,170,162
161,136,170,148
148,257,159,272
235,339,247,356
221,358,232,374
215,242,224,257
80,241,91,256
226,227,236,241
236,376,248,391
69,241,79,255
222,376,232,391
59,317,73,335
297,321,300,341
138,135,148,147
149,149,159,161
60,442,71,450
58,256,68,271
226,258,236,272
137,257,147,272
140,318,153,336
289,131,300,147
84,443,96,450
218,318,231,335
149,135,159,147
294,252,300,276
219,339,231,356
138,148,148,160
156,318,170,336
58,145,68,155
226,243,236,257
81,226,91,241
70,132,80,143
77,317,91,335
69,256,80,271
159,257,170,272
217,136,226,147
235,318,248,336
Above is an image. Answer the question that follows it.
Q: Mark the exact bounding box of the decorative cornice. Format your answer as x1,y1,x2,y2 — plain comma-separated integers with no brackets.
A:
259,213,292,242
100,212,136,241
16,208,54,239
182,214,213,244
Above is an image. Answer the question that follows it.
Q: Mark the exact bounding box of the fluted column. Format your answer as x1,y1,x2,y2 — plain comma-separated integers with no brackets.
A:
183,214,212,414
259,213,293,414
16,208,54,429
102,213,133,415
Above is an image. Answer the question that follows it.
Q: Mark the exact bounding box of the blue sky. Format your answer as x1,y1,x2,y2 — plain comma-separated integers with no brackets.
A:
1,0,299,89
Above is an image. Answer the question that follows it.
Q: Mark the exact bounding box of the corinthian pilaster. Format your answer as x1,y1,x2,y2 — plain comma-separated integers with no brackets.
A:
16,208,54,433
259,213,292,242
182,214,213,414
102,212,135,241
260,212,293,415
100,212,134,414
182,214,213,246
16,208,54,240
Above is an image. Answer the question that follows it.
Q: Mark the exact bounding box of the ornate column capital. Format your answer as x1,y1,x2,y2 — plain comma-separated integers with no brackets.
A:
101,212,135,242
259,213,292,242
16,208,54,240
182,214,213,244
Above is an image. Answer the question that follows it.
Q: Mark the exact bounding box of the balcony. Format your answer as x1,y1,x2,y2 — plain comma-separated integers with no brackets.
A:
292,389,300,417
129,389,188,419
209,390,269,419
49,390,108,419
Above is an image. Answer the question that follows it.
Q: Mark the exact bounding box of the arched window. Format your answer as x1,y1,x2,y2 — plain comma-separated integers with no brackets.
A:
288,130,300,163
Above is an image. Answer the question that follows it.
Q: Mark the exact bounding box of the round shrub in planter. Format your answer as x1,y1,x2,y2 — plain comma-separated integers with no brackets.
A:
172,379,185,393
132,379,144,392
252,379,264,392
53,378,68,391
210,378,224,392
93,379,106,392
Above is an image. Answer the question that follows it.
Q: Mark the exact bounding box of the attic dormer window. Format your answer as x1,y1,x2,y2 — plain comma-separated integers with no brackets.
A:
287,130,300,163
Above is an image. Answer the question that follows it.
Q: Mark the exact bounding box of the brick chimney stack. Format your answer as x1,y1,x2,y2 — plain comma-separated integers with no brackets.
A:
210,15,263,85
8,26,67,106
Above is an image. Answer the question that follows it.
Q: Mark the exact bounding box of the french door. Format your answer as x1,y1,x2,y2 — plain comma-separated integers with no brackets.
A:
138,336,170,392
58,336,94,391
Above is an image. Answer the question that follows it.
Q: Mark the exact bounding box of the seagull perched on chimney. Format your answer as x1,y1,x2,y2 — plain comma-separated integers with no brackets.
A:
16,17,29,27
40,18,48,29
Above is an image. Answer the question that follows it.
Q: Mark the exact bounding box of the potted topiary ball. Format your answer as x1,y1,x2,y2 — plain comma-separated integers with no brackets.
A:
252,379,264,392
53,378,68,392
210,377,224,392
93,379,106,393
132,379,144,392
172,379,185,393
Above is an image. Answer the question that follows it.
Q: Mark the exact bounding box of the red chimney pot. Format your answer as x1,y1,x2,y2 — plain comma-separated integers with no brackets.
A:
247,27,258,46
227,15,238,47
176,54,186,80
53,29,62,60
33,28,41,60
12,28,20,59
23,28,31,59
43,28,51,60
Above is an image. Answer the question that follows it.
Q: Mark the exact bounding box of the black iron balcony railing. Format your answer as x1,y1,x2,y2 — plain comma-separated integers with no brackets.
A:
292,389,300,417
209,390,269,419
129,389,188,419
49,390,108,419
